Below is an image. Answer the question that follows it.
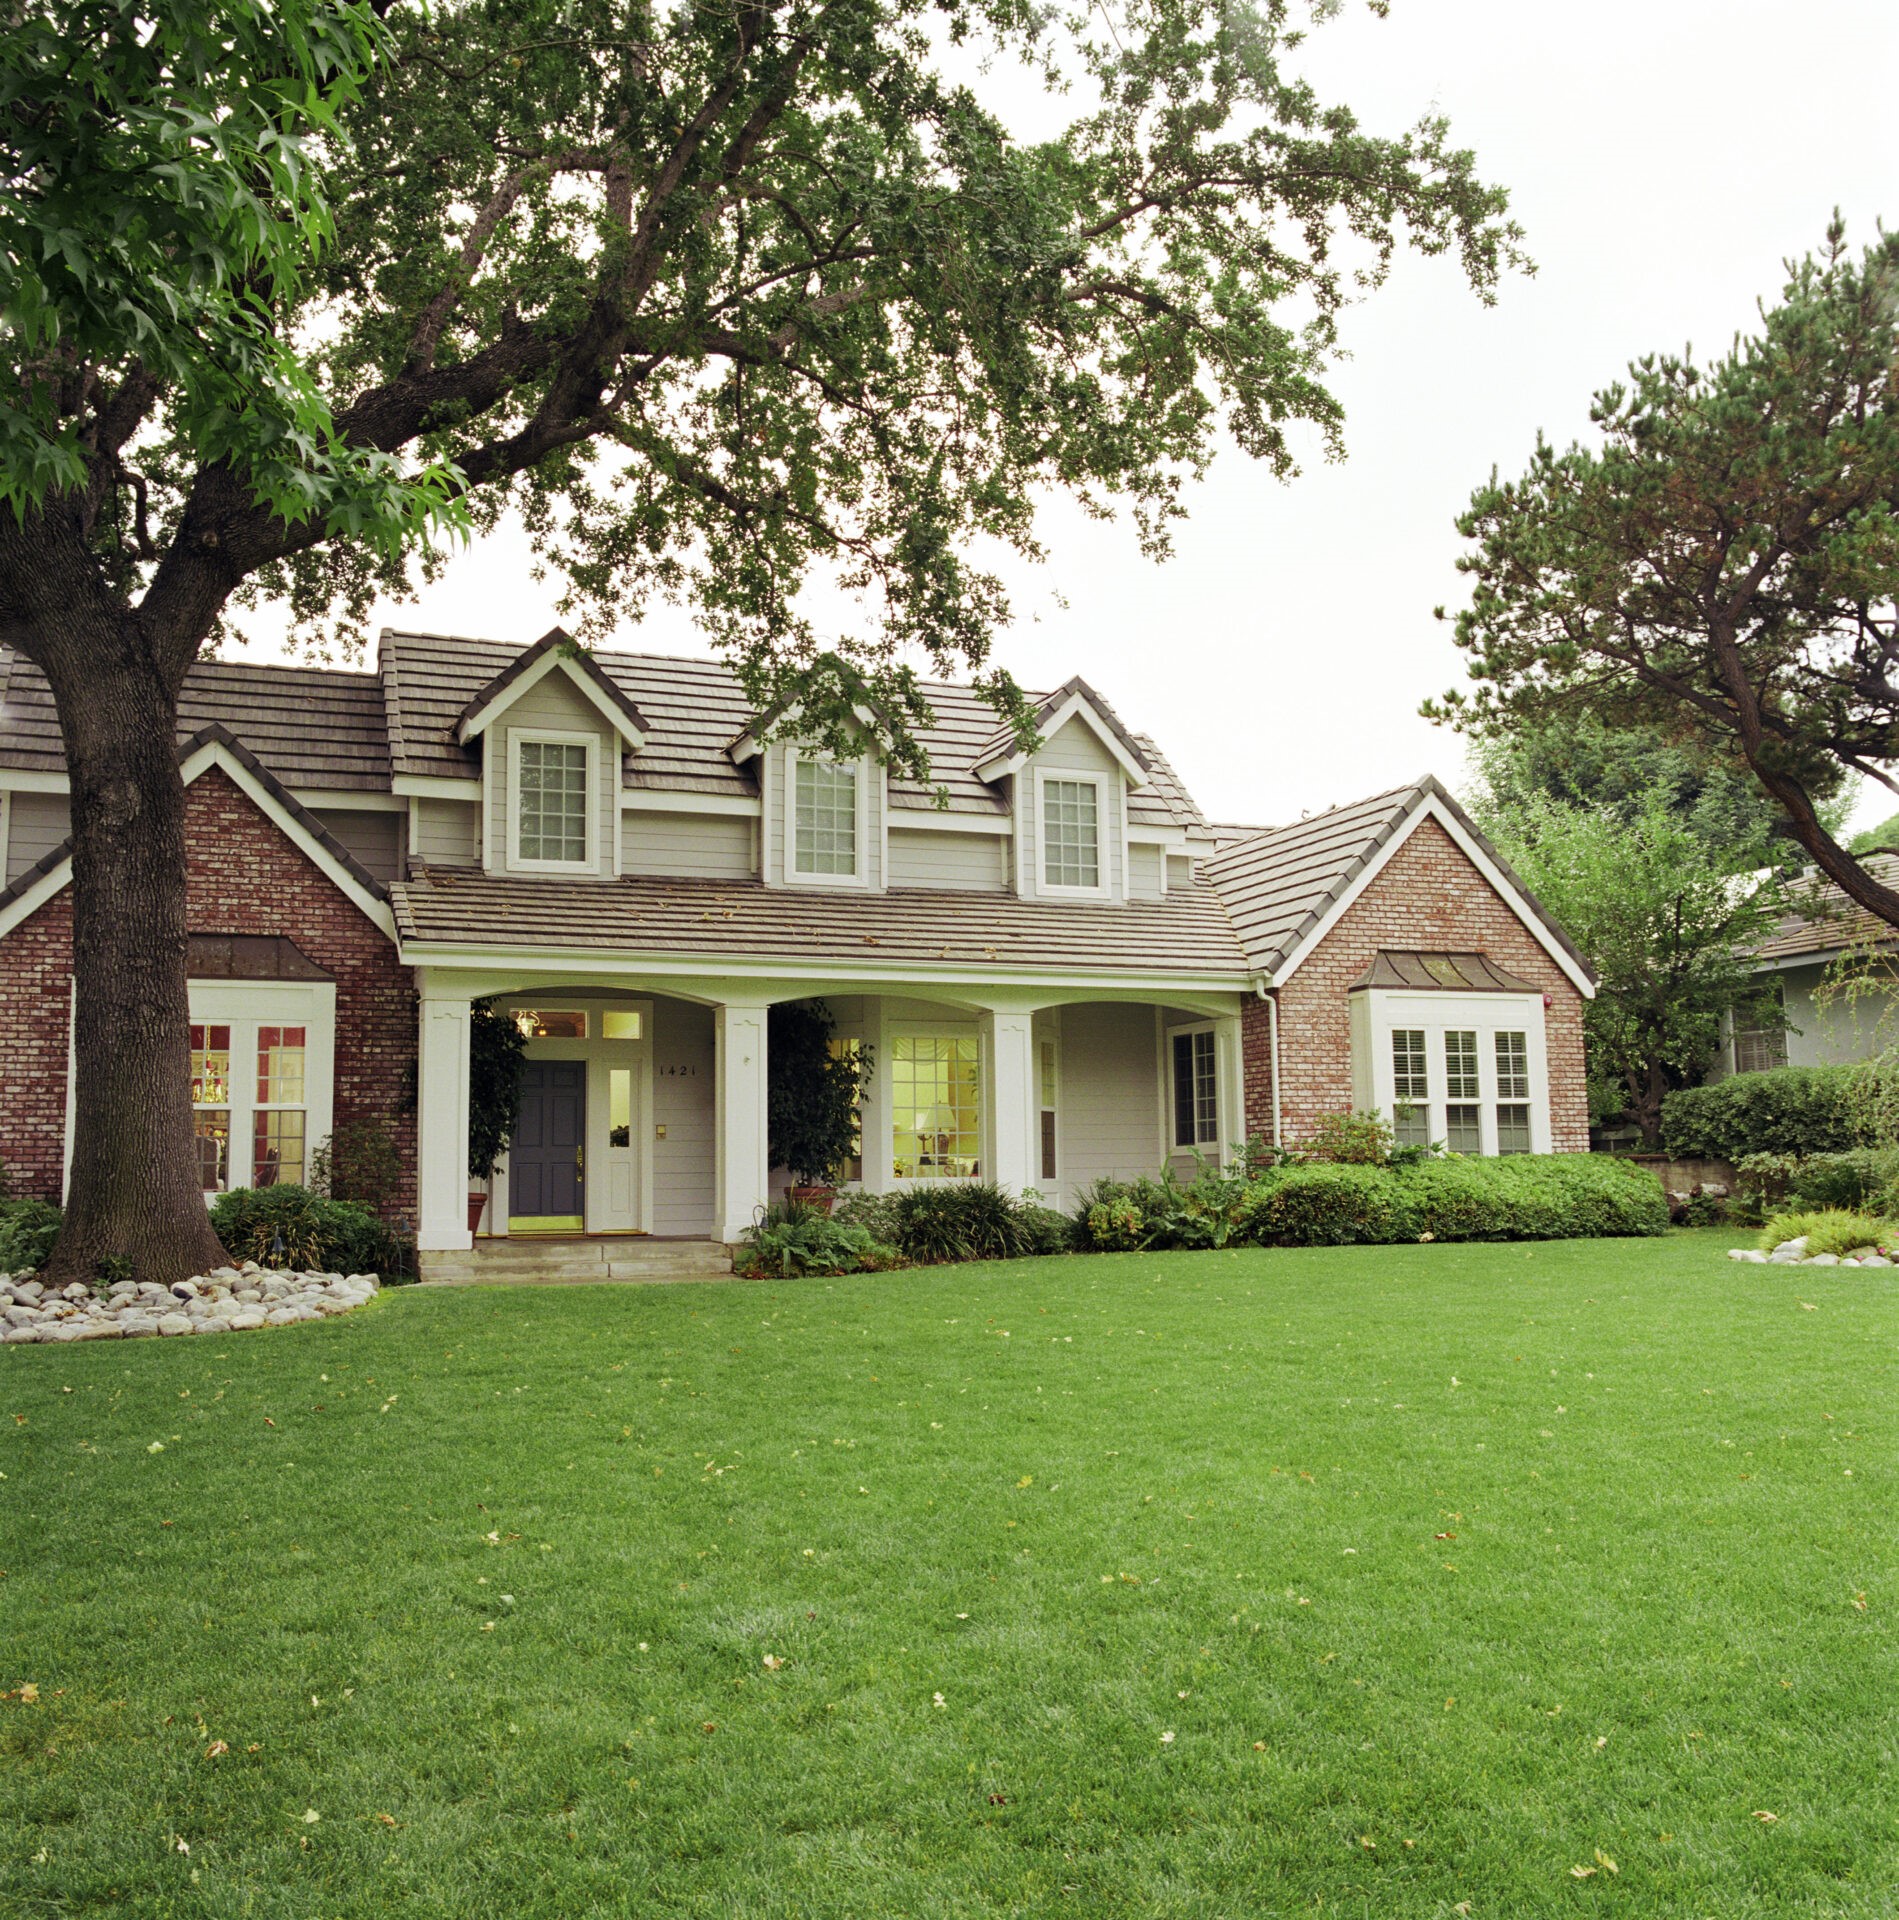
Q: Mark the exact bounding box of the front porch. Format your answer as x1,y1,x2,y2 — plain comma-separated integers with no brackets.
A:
412,968,1250,1263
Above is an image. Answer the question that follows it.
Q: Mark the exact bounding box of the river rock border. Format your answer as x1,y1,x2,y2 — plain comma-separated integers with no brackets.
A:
2,1264,380,1343
1727,1235,1894,1268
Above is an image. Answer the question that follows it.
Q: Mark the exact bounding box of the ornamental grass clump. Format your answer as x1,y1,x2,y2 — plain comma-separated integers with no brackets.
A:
1756,1208,1896,1257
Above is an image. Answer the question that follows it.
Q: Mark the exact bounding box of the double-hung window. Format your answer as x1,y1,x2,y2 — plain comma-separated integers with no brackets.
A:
1391,1028,1430,1146
1733,981,1788,1074
1443,1030,1482,1153
513,735,593,868
793,754,861,879
1172,1029,1219,1149
1041,777,1101,891
252,1025,309,1187
1494,1030,1532,1154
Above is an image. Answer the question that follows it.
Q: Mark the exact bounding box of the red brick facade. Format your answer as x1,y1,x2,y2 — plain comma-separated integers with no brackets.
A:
0,769,416,1206
1240,815,1590,1153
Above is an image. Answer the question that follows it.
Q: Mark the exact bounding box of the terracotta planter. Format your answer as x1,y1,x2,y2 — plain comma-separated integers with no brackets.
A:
468,1193,488,1234
788,1185,836,1215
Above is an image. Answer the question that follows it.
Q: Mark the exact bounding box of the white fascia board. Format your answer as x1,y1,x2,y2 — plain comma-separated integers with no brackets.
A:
0,768,69,794
457,646,645,750
1752,946,1882,974
1126,823,1188,850
0,855,71,939
392,773,482,800
178,740,397,937
727,700,884,765
887,804,1010,835
971,691,1151,788
288,788,406,812
623,787,761,818
394,936,1255,998
1270,794,1596,999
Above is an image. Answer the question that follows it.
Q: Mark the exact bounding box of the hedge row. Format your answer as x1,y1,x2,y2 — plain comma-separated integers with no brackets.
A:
1660,1065,1865,1161
1077,1153,1667,1252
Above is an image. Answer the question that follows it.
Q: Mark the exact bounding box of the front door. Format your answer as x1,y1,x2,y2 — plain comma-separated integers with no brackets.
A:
511,1061,585,1227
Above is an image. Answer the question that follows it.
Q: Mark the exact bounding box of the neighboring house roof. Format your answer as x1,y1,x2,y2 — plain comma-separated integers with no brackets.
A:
391,870,1251,979
1206,775,1595,993
1752,852,1899,964
1351,950,1541,994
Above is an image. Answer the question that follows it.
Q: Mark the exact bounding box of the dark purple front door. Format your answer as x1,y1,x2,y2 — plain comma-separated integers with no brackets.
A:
511,1061,585,1219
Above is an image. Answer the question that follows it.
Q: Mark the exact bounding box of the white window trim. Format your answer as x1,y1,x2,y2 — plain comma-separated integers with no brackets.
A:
784,745,873,889
1168,1020,1220,1151
507,727,599,874
150,980,337,1200
888,1019,983,1183
1035,767,1111,900
1352,989,1550,1156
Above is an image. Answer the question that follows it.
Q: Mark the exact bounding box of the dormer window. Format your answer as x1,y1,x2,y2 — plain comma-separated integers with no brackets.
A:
512,732,594,869
1040,773,1103,893
791,750,864,882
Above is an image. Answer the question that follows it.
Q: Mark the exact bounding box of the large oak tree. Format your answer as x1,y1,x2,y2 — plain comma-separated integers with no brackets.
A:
3,0,1524,1282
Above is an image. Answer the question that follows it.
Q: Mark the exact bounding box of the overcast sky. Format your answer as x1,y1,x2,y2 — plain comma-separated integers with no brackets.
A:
237,0,1899,832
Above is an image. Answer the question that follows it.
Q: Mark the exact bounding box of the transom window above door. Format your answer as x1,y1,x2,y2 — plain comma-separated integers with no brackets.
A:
513,735,593,867
1041,777,1101,891
793,753,861,878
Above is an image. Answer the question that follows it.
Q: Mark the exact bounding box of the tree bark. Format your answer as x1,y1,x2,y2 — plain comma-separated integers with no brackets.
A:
33,617,229,1285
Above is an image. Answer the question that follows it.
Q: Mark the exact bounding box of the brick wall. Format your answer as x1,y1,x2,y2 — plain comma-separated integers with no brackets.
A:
0,768,417,1206
1240,815,1591,1152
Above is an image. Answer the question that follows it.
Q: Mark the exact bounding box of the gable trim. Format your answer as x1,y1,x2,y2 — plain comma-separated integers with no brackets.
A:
455,627,650,750
972,679,1152,787
1269,786,1595,998
0,727,397,942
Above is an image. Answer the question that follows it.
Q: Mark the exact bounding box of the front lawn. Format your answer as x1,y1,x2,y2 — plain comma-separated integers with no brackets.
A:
3,1232,1894,1916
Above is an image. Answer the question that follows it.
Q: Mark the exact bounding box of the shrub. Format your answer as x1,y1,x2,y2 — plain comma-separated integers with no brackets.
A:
209,1185,403,1274
887,1182,1038,1264
0,1198,64,1274
1756,1208,1894,1257
312,1117,406,1216
735,1201,898,1278
1073,1174,1176,1252
1243,1163,1419,1246
1661,1066,1865,1160
1292,1110,1397,1166
1399,1155,1668,1242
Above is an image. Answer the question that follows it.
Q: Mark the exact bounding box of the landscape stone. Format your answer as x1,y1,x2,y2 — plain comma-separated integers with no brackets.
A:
1806,1253,1840,1267
156,1313,194,1335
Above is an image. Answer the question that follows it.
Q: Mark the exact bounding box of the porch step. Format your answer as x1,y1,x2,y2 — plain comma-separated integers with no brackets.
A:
419,1237,736,1286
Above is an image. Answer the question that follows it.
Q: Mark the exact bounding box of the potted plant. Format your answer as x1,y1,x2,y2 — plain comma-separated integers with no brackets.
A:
467,1001,528,1233
768,1000,874,1212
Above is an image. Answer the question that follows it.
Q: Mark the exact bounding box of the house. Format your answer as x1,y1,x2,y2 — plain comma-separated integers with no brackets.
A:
1721,852,1899,1074
0,629,1594,1272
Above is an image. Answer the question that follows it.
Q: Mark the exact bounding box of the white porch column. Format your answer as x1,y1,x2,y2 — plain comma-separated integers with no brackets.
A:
856,997,894,1194
416,988,474,1252
981,1008,1038,1195
1213,1011,1246,1168
714,1001,771,1241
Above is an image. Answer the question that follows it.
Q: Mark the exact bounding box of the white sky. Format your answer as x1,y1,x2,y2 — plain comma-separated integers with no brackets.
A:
238,0,1899,832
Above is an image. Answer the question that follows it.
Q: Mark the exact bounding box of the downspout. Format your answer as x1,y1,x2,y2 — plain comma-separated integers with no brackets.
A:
1254,975,1282,1151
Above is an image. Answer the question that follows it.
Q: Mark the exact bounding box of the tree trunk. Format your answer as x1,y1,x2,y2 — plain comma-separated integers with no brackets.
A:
36,622,229,1285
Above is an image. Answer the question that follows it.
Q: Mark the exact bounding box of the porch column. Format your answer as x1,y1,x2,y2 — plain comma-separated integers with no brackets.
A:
1214,1010,1246,1168
714,1001,770,1241
416,988,473,1252
982,1008,1038,1195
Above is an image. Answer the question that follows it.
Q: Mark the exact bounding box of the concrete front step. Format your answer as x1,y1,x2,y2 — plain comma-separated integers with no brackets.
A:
419,1238,736,1286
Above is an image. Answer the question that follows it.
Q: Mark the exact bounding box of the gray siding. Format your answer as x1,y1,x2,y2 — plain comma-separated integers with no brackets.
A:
652,998,716,1234
310,806,404,884
486,671,619,878
5,790,70,882
1128,842,1165,899
1016,716,1126,902
412,796,479,867
1166,853,1195,893
887,824,1008,892
622,808,755,879
1056,1002,1162,1201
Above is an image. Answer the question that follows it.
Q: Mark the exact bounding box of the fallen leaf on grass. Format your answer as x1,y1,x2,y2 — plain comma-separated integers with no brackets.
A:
1570,1865,1596,1879
376,1814,398,1828
203,1741,228,1759
761,1654,784,1671
16,1683,39,1705
1594,1849,1618,1874
1753,1810,1779,1823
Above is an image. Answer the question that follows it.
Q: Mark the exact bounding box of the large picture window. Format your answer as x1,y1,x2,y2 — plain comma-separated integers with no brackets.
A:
1172,1028,1218,1148
794,754,861,877
891,1034,981,1178
1042,777,1101,891
514,736,592,866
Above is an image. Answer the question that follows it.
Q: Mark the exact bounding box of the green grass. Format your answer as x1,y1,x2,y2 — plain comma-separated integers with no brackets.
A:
3,1231,1894,1917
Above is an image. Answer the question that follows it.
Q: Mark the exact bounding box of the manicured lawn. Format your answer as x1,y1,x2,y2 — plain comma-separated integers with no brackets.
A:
3,1230,1894,1917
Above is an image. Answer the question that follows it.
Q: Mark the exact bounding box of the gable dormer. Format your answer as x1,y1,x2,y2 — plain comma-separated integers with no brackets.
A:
456,628,649,880
727,687,889,892
972,678,1150,904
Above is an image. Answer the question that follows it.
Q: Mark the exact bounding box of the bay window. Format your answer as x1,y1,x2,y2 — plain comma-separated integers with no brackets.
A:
179,979,335,1196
